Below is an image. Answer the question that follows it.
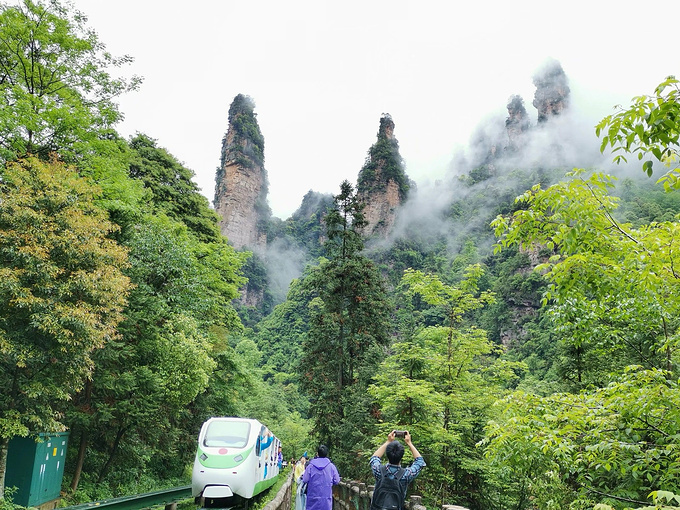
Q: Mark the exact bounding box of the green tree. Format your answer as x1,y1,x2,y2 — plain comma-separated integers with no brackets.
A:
255,276,314,403
324,180,367,260
400,267,496,430
484,367,680,509
488,167,680,506
66,214,246,490
128,134,222,243
0,0,146,227
492,170,680,387
0,157,131,499
597,77,679,189
299,181,392,472
374,267,502,508
483,77,680,507
0,0,140,162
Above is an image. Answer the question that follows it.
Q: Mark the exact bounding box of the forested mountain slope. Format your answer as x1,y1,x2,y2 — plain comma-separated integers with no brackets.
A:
246,68,680,509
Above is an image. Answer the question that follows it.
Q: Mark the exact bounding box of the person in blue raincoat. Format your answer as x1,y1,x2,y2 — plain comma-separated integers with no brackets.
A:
302,445,340,510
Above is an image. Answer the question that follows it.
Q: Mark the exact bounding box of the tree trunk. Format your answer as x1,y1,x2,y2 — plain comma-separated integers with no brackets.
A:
70,430,88,492
97,426,127,484
0,436,8,500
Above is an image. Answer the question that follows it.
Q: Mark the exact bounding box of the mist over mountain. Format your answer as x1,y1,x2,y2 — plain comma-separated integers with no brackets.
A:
380,59,646,257
216,58,650,307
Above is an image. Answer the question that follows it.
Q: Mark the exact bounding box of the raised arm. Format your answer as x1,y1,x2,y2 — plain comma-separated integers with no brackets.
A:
404,431,422,458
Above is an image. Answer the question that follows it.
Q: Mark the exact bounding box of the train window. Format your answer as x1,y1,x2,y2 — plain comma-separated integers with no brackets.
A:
203,420,251,448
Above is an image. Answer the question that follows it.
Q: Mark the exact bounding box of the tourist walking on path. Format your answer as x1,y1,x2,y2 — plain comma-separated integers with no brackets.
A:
294,453,308,510
302,445,340,510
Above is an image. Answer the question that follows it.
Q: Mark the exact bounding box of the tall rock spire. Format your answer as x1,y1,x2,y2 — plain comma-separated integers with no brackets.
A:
214,94,270,250
357,114,410,238
505,95,530,150
532,59,570,123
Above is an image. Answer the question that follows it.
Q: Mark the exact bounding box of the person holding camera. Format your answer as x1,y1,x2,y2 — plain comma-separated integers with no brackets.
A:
369,431,425,510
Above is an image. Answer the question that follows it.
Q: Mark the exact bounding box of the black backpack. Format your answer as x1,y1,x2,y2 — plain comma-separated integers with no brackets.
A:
371,465,406,510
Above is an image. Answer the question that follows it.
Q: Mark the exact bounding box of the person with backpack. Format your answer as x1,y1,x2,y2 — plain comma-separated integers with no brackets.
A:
302,445,340,510
369,430,426,510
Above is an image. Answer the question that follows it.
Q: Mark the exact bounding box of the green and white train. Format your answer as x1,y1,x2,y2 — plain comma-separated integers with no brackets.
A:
192,417,281,508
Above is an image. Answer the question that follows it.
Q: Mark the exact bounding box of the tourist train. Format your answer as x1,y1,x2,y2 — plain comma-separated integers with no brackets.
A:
192,417,281,507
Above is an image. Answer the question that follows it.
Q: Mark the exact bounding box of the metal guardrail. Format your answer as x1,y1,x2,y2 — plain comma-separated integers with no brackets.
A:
61,485,193,510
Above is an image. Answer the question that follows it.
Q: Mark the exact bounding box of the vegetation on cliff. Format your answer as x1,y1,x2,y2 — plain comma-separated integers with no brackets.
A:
357,114,410,200
223,94,266,169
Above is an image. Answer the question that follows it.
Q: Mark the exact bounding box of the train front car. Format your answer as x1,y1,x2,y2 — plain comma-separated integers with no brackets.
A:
192,417,281,508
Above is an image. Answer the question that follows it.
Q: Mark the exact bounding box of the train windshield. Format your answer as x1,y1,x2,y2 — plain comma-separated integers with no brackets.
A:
203,420,251,448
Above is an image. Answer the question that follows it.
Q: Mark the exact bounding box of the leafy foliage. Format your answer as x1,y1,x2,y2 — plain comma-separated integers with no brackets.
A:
492,170,680,387
299,181,392,472
484,367,680,508
597,77,680,188
0,157,131,497
128,134,222,243
481,76,680,508
488,167,680,507
370,267,507,509
65,206,248,488
255,277,312,381
0,0,140,162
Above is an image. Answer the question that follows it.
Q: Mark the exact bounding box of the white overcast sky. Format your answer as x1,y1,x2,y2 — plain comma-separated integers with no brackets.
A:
66,0,677,219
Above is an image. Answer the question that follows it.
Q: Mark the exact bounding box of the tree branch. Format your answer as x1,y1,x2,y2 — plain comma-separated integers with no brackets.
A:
584,486,648,505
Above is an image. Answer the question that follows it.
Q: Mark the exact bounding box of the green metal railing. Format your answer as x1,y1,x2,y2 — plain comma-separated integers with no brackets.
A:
61,485,193,510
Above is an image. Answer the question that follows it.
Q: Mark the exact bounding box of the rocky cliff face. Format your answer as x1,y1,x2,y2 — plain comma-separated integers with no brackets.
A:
214,94,270,251
357,114,410,237
468,60,571,178
505,95,530,150
532,59,570,124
